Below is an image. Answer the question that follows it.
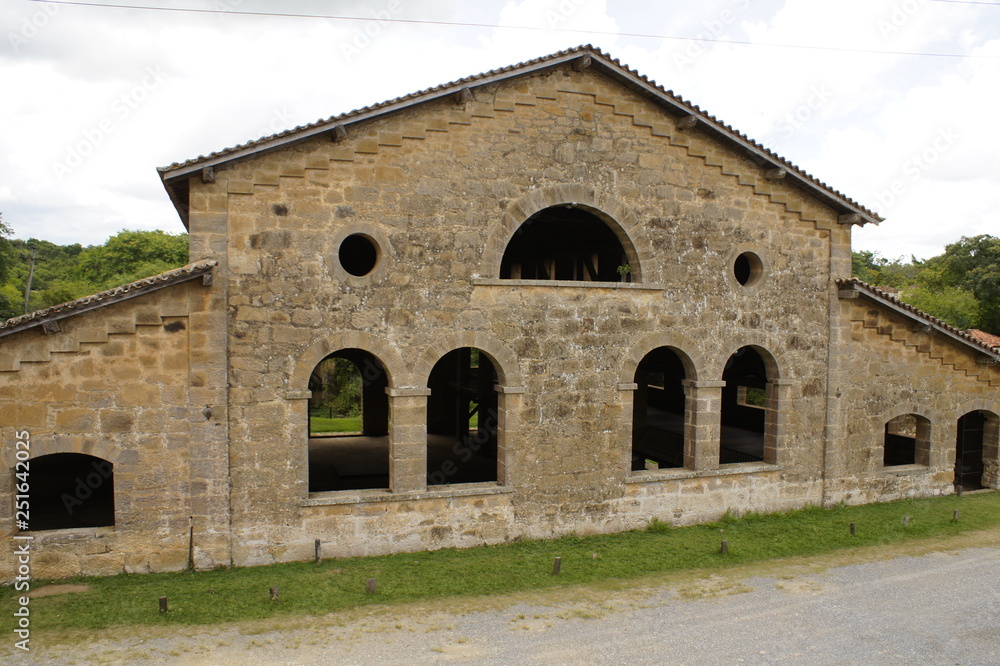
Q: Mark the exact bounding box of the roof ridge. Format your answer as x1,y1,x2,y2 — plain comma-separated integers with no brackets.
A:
158,45,880,223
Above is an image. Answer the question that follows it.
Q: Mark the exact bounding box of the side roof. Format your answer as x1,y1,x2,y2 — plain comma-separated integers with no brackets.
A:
836,278,1000,363
158,45,882,229
0,262,216,339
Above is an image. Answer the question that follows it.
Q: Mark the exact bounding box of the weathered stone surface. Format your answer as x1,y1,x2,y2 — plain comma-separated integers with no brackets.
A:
1,55,997,581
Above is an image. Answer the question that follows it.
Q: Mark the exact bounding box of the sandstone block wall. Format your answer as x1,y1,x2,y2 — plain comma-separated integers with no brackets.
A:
0,282,218,579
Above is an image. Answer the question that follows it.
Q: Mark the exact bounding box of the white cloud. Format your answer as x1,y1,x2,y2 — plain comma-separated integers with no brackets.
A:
0,0,997,260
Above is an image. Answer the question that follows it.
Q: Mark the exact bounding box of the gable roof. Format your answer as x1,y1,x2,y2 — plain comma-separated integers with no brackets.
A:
158,45,882,229
836,278,1000,362
0,261,216,339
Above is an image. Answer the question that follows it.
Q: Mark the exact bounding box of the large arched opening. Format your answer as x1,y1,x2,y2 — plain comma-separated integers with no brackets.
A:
499,206,632,282
307,349,390,492
720,346,777,464
632,347,688,470
426,347,499,485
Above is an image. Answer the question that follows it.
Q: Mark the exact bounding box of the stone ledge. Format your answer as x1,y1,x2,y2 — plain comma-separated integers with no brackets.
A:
472,278,664,291
879,464,932,477
17,526,117,544
627,462,781,484
302,483,513,506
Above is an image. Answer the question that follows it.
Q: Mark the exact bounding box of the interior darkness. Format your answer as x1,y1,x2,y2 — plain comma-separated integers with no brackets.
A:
23,453,115,531
720,347,767,463
734,253,752,285
884,422,917,466
955,411,986,490
339,234,378,277
426,348,499,485
308,350,390,492
499,206,629,281
632,347,687,471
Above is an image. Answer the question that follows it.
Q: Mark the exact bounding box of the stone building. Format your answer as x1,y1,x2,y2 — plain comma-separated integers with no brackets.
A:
2,46,997,579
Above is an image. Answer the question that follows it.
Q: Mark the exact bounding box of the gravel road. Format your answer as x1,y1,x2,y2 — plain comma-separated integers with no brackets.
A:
9,539,1000,665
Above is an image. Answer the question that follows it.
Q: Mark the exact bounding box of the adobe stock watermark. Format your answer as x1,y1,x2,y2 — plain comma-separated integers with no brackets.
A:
877,0,928,40
12,430,32,652
255,107,296,140
778,84,834,136
7,2,59,54
872,126,959,214
543,0,592,28
672,0,752,73
340,0,402,64
51,65,167,181
61,459,113,515
427,409,499,485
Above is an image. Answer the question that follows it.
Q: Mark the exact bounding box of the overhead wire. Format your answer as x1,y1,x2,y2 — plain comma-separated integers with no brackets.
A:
25,0,1000,60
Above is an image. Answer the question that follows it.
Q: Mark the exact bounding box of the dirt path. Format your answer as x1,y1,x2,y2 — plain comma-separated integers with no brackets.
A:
8,529,1000,665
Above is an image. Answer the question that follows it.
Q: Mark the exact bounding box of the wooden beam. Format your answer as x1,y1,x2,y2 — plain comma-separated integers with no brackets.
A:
765,168,786,180
573,54,592,71
838,289,859,299
330,124,347,142
455,87,472,104
201,166,215,184
42,320,60,335
677,115,698,131
838,213,862,225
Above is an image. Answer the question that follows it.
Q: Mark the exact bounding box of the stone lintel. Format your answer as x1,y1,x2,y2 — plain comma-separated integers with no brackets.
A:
683,380,727,389
494,385,526,394
284,390,312,400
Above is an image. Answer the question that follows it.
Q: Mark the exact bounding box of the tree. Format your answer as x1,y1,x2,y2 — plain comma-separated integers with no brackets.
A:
75,229,188,289
919,235,1000,333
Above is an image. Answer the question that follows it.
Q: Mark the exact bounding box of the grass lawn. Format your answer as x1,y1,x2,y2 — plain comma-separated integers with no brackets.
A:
308,415,362,433
4,491,998,634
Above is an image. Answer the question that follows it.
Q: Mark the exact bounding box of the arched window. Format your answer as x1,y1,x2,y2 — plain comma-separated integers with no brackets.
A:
20,453,115,531
500,206,631,281
426,348,498,485
955,410,997,489
308,349,389,492
883,413,931,467
720,347,776,464
632,347,687,470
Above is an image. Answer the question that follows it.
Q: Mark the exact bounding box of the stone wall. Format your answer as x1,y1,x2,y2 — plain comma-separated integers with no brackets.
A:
827,298,1000,504
0,281,215,579
198,65,858,565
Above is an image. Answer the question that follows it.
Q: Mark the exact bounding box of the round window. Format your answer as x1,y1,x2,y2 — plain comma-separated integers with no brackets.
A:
733,251,763,287
338,234,379,277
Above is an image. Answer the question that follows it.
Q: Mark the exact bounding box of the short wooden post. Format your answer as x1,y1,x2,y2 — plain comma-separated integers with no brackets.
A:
366,578,377,594
850,522,857,536
720,540,729,554
552,557,562,576
953,509,960,522
903,515,910,526
315,539,322,564
957,485,964,497
159,596,168,614
269,586,279,602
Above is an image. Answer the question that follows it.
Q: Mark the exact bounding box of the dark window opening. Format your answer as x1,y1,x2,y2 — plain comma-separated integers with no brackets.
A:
427,348,498,485
955,411,987,490
734,251,763,287
339,233,379,277
632,347,687,471
883,414,929,467
720,347,769,463
308,349,389,492
500,206,630,282
20,453,114,531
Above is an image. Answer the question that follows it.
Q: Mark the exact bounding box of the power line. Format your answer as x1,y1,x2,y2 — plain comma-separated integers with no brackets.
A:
27,0,1000,60
927,0,1000,6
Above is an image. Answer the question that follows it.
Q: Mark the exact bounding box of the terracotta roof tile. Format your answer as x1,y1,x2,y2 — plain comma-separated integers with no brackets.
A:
967,329,1000,349
837,277,1000,360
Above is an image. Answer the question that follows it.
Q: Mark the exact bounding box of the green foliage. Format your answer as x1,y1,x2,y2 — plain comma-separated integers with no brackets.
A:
3,492,998,633
0,229,188,320
853,234,999,334
0,212,13,285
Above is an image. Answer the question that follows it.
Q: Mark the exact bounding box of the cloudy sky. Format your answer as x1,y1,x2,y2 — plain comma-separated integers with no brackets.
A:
2,0,998,260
